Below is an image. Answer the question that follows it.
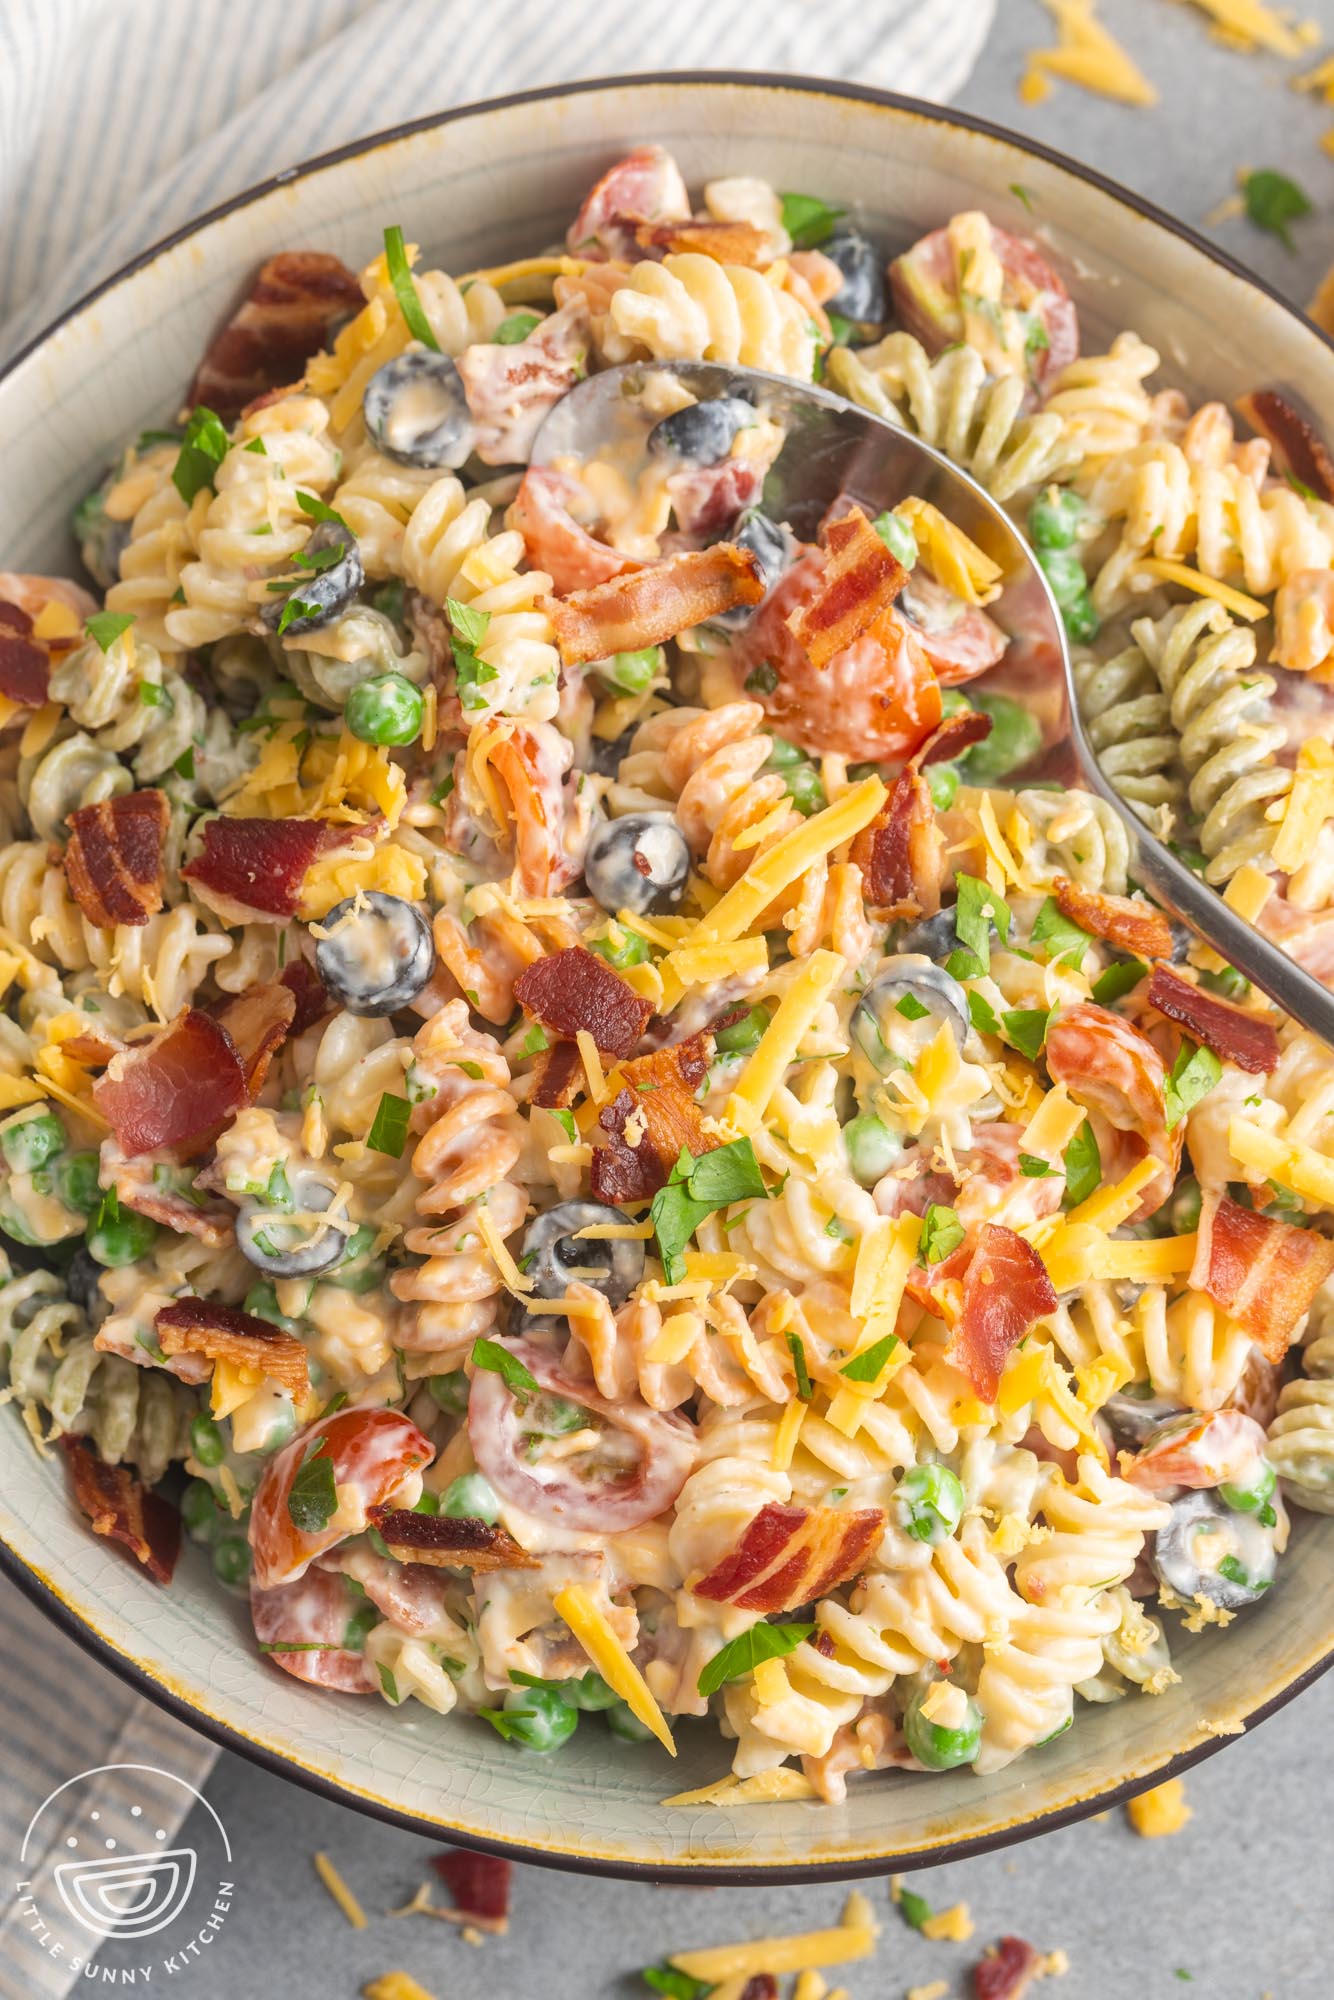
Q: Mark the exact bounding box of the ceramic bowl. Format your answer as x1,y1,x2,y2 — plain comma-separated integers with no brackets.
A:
2,74,1331,1882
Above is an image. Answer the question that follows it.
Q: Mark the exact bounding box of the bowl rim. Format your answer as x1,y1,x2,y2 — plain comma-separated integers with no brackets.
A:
2,66,1332,1884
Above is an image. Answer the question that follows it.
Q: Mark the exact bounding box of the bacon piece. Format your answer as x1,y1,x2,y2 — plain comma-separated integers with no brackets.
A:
530,1038,584,1108
0,602,31,633
430,1850,512,1934
156,1298,309,1396
1190,1192,1334,1362
457,301,590,465
182,816,335,921
943,1225,1058,1402
547,543,763,665
100,1142,236,1247
1236,389,1334,505
0,619,50,707
214,981,296,1096
1045,1001,1179,1223
852,765,941,919
1054,876,1174,964
365,1506,537,1572
63,789,169,929
591,1032,716,1203
188,250,364,420
567,144,691,257
94,1007,249,1157
513,945,651,1057
62,1436,180,1585
279,958,332,1035
634,218,771,265
786,507,907,671
914,707,995,766
1146,964,1279,1075
693,1500,884,1612
1124,1408,1269,1491
738,1980,778,2000
508,467,639,595
973,1936,1043,2000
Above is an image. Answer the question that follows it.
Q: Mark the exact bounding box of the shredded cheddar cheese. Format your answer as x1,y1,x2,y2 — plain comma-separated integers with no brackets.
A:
1126,1777,1193,1837
314,1850,368,1929
552,1582,676,1753
1024,0,1158,106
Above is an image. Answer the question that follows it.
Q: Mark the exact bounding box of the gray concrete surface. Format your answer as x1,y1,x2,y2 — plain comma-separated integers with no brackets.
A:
12,3,1334,1994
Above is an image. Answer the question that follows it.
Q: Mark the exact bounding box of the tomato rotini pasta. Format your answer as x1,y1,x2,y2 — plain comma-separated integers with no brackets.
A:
4,145,1334,1799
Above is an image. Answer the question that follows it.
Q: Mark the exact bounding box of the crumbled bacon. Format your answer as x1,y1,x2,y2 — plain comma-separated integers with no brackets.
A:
100,1142,236,1247
530,1038,585,1108
694,1500,885,1612
214,981,296,1097
786,507,907,671
546,543,764,665
62,1436,180,1585
1054,877,1174,964
508,468,639,595
1236,389,1334,505
566,144,691,258
365,1506,537,1572
852,766,941,918
738,1979,779,2000
591,1032,716,1203
1190,1192,1334,1362
973,1935,1043,2000
279,958,332,1035
430,1851,512,1934
634,218,770,265
513,946,652,1057
0,608,50,707
63,789,169,930
457,302,590,465
913,707,995,766
181,816,335,920
943,1225,1059,1402
188,250,364,420
156,1299,309,1395
94,1007,249,1157
0,602,31,633
1146,964,1280,1075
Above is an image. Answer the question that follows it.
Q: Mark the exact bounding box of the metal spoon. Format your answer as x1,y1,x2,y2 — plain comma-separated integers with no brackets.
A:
534,360,1334,1047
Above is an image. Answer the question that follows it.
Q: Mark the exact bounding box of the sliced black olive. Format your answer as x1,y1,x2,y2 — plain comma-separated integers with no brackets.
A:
363,350,474,469
894,909,964,962
1153,1489,1278,1611
71,483,131,591
821,226,887,329
852,954,970,1070
314,891,435,1016
521,1199,645,1308
709,510,794,633
647,396,756,464
583,813,690,916
588,727,635,779
262,521,364,638
1102,1388,1184,1451
62,1245,105,1318
237,1177,351,1278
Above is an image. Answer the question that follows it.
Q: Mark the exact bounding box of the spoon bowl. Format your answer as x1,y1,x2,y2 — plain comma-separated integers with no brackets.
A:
535,361,1334,1044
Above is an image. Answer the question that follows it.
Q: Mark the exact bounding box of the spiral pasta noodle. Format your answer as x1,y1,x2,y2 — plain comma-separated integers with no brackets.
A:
600,254,819,379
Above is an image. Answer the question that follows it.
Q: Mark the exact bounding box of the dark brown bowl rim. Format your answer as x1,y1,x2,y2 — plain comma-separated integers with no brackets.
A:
1,67,1331,1885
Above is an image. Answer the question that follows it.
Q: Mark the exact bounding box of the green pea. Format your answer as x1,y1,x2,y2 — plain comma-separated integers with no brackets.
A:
343,1600,380,1651
1201,964,1250,1001
258,1402,298,1454
1169,1176,1202,1235
412,1488,441,1515
429,1370,469,1415
764,735,805,769
243,1280,299,1333
960,694,1042,785
190,1412,225,1468
1028,488,1085,552
896,1462,965,1544
1037,547,1088,606
1,1109,66,1173
589,927,649,970
181,1478,220,1538
594,646,664,694
939,689,974,720
496,1684,579,1751
844,1113,900,1186
927,762,959,811
87,1210,159,1267
442,1472,499,1523
371,578,406,625
525,1393,588,1437
329,1222,385,1294
1220,1458,1277,1516
212,1536,251,1586
872,510,918,569
565,1671,619,1712
1036,1710,1073,1747
1061,588,1100,645
344,671,424,746
605,1698,655,1742
782,761,827,818
903,1683,983,1770
715,1006,769,1056
54,1150,103,1216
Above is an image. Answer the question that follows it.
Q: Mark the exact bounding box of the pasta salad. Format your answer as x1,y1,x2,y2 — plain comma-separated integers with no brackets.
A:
2,143,1333,1797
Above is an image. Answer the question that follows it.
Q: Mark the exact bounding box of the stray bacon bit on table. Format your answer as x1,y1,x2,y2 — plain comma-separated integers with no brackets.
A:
546,543,764,665
1190,1192,1334,1362
365,1506,537,1573
591,1032,717,1203
693,1500,885,1612
62,1436,180,1585
429,1850,513,1935
94,1006,250,1158
1146,964,1280,1075
943,1225,1060,1404
1052,877,1174,965
63,788,170,930
973,1935,1044,2000
156,1298,310,1396
189,250,364,420
181,816,337,921
786,506,907,671
513,945,652,1057
1235,389,1334,506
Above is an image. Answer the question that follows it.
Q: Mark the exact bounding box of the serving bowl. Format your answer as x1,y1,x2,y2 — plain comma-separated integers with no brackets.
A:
2,73,1331,1882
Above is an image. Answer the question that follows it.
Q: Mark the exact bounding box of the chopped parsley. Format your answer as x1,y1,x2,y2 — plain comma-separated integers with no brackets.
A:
84,611,135,653
1002,1007,1050,1063
920,1203,965,1265
1031,895,1093,969
1019,1153,1055,1178
778,192,844,249
786,1329,813,1401
840,1331,899,1382
1091,957,1148,1005
172,405,229,503
1062,1118,1101,1209
1164,1040,1222,1132
383,223,441,348
947,874,1011,979
651,1139,769,1283
743,661,779,695
286,1437,336,1534
1241,168,1312,252
471,1337,539,1400
697,1619,815,1698
446,597,497,709
366,1091,411,1157
493,311,542,345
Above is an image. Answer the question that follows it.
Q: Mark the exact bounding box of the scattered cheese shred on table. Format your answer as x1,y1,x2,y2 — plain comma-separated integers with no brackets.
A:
670,1914,880,1983
362,1977,439,2000
920,1900,975,1943
1022,0,1159,106
1179,0,1307,56
313,1850,367,1929
1126,1776,1194,1836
